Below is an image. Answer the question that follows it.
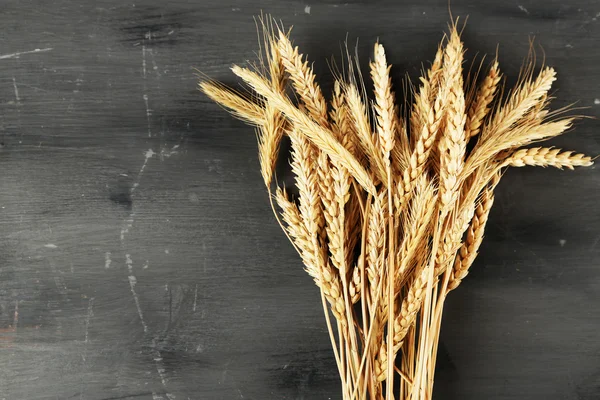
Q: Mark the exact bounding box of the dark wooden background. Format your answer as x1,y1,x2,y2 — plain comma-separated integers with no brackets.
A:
0,1,598,399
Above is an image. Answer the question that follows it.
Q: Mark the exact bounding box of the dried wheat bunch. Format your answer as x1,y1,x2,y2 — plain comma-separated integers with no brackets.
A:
199,17,593,400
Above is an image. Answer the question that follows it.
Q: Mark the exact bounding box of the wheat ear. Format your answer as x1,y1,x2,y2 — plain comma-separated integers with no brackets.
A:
277,31,329,126
448,172,500,291
438,25,467,208
503,147,593,169
365,192,387,301
465,60,501,139
199,81,265,125
331,80,360,157
256,39,288,187
371,43,396,162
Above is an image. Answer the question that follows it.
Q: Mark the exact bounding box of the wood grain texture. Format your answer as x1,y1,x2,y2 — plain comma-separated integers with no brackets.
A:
0,1,598,399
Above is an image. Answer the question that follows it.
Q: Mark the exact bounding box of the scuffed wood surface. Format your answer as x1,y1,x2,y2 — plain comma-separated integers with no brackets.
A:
0,1,598,399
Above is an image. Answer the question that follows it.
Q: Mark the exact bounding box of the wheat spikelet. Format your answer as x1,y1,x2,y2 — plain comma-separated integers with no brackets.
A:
427,44,445,97
349,263,361,304
344,190,362,268
465,60,501,139
371,43,397,161
503,147,593,169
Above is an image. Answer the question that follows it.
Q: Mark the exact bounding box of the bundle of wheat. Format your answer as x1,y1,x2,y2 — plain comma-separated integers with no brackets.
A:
199,18,593,400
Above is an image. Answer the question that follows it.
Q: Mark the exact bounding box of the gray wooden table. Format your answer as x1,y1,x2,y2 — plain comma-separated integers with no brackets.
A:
0,1,598,399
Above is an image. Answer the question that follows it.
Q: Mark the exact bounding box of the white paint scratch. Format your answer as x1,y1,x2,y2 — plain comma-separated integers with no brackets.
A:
151,337,175,399
134,149,154,190
559,239,566,247
221,359,232,384
0,47,53,60
202,241,207,319
84,297,94,343
120,215,135,242
13,300,19,330
164,249,169,254
143,260,149,269
160,144,179,160
48,259,68,295
232,7,241,11
142,44,152,137
44,243,58,249
594,98,600,105
121,149,155,241
149,48,161,78
304,5,311,14
143,94,152,137
126,253,133,273
12,77,20,104
152,393,165,400
142,45,147,78
128,274,148,333
105,251,112,269
193,284,198,312
518,5,529,14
